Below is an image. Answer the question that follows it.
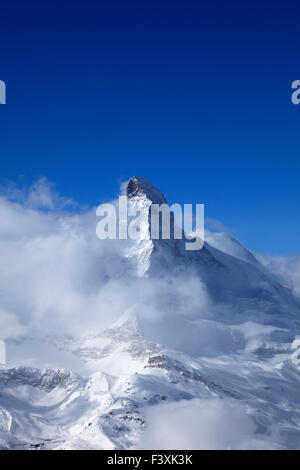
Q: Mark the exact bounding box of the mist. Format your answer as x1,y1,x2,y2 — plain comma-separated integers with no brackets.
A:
0,178,213,348
139,398,271,450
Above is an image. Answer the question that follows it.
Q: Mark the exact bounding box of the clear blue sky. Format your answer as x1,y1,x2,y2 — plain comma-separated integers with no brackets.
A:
0,1,299,255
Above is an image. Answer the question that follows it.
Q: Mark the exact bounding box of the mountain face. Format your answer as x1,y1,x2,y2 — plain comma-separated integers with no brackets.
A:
127,177,300,329
126,176,222,276
1,177,300,449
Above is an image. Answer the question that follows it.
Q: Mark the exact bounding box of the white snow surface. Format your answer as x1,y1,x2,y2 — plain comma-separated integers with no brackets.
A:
1,176,300,450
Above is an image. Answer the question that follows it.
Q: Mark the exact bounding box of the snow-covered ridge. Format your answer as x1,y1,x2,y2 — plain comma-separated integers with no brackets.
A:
125,176,223,276
0,367,80,392
126,176,167,205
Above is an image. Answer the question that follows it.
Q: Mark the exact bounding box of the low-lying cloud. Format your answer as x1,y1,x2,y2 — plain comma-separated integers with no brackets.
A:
139,398,271,450
0,178,213,345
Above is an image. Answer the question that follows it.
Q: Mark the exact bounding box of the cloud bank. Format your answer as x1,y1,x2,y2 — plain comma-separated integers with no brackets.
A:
0,178,133,340
139,398,271,450
0,178,213,344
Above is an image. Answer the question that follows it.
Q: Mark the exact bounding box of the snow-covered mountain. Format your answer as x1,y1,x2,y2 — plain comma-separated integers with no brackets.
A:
1,176,300,450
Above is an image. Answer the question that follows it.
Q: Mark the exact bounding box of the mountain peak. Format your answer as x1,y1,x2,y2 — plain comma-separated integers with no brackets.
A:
126,176,167,205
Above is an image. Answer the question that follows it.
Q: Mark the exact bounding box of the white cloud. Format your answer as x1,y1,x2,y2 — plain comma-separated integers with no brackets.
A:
0,179,135,340
0,308,26,340
0,178,214,345
139,398,270,450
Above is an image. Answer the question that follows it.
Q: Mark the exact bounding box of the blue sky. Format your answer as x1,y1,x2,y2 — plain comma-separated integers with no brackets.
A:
0,1,299,255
